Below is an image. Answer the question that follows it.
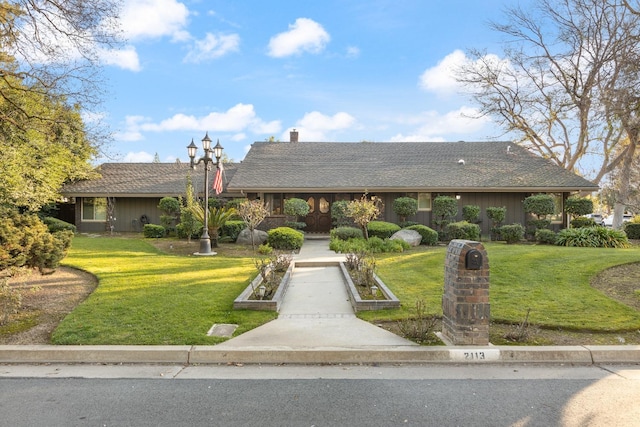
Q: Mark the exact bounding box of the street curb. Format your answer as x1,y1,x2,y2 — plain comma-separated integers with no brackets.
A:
1,345,638,365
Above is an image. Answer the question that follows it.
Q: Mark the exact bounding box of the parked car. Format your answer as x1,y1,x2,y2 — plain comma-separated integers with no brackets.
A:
603,213,633,227
585,213,604,226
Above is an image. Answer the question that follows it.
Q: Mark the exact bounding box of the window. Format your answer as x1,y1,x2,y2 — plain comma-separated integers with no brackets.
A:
82,197,107,221
549,193,564,224
417,193,432,211
264,193,283,215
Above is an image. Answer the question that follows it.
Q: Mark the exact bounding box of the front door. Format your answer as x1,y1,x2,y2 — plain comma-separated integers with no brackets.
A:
304,194,332,233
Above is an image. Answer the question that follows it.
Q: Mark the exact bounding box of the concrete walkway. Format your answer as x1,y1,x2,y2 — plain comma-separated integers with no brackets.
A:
214,238,417,349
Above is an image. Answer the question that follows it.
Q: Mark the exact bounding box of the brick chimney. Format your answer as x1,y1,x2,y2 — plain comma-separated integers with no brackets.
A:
289,129,299,143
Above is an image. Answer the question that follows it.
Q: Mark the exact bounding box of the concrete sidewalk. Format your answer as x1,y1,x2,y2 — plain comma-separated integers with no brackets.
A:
0,237,639,365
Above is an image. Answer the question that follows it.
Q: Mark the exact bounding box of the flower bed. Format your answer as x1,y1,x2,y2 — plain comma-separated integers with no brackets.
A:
233,263,294,311
338,262,400,311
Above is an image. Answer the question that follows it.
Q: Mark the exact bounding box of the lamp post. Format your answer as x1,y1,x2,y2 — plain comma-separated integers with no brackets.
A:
187,132,223,256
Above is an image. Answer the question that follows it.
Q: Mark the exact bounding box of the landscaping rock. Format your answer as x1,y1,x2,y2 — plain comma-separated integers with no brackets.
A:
236,228,268,246
390,229,422,246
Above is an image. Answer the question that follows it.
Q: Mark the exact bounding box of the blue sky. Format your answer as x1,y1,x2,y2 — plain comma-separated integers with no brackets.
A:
97,0,525,164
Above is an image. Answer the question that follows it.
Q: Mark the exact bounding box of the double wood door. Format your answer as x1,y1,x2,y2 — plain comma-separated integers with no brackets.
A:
303,194,332,233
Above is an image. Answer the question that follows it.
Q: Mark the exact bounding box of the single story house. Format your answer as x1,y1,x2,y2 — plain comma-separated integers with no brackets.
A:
61,133,598,235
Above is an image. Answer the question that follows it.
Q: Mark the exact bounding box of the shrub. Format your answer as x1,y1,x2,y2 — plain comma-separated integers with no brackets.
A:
176,221,202,240
556,227,629,248
524,194,556,218
267,227,304,250
462,205,481,223
0,208,73,273
392,197,418,222
405,224,438,245
399,221,420,228
42,217,77,233
331,200,352,227
329,236,410,253
624,223,640,239
487,206,506,240
143,224,165,238
445,221,480,241
330,226,364,240
221,220,245,241
432,195,458,233
499,224,525,244
570,217,596,228
564,196,593,219
257,244,273,255
535,229,557,245
283,198,310,230
158,197,180,231
367,221,401,239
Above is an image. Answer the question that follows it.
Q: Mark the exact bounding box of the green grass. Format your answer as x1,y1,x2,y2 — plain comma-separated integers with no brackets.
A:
52,236,276,345
53,237,640,345
366,243,640,332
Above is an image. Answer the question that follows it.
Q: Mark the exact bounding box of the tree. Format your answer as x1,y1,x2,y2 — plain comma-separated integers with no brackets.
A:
432,195,458,234
346,193,383,240
283,197,310,230
238,199,269,252
456,0,640,228
177,174,200,243
0,1,121,211
0,1,121,112
189,206,236,248
392,197,418,223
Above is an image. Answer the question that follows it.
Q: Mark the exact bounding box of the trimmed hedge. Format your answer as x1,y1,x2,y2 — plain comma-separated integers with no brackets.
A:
445,221,480,241
267,227,304,250
624,223,640,239
330,226,364,240
143,224,165,238
499,223,525,244
367,221,401,239
221,220,245,241
535,229,557,245
570,217,596,228
42,217,77,233
405,224,438,246
329,236,410,253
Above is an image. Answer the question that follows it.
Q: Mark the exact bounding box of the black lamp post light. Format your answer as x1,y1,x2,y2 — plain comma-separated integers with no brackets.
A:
187,132,223,256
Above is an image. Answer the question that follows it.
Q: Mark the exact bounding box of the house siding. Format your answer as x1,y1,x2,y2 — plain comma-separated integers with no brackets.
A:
74,197,165,233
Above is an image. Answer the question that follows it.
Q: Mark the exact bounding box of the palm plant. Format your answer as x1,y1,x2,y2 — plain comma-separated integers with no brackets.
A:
190,205,237,248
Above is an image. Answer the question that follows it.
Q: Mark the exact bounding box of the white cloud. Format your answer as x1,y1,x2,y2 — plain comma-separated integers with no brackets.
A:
120,0,190,41
346,46,360,58
183,32,240,63
123,151,155,162
268,18,330,58
419,49,510,97
419,49,467,95
289,111,357,140
98,45,141,71
389,106,491,142
121,104,281,137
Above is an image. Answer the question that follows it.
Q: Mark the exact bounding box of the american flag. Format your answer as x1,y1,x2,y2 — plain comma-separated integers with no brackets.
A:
213,162,224,195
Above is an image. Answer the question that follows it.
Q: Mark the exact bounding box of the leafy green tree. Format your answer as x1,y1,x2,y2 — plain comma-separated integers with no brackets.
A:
283,197,310,230
432,196,458,234
564,196,594,220
158,197,180,231
392,197,418,223
177,174,200,242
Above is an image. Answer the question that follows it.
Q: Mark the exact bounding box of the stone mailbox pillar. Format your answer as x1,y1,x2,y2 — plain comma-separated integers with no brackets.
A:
442,240,490,345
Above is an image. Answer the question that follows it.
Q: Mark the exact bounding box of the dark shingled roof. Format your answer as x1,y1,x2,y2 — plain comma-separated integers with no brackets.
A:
62,162,237,197
227,141,598,192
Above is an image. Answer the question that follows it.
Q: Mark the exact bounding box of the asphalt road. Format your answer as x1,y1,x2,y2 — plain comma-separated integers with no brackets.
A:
1,364,638,426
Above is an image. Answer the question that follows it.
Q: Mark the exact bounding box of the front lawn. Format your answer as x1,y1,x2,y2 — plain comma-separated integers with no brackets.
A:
52,236,640,345
52,236,276,345
367,243,640,332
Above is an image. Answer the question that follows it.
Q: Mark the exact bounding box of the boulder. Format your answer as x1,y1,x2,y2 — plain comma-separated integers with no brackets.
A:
236,228,268,246
390,229,422,247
